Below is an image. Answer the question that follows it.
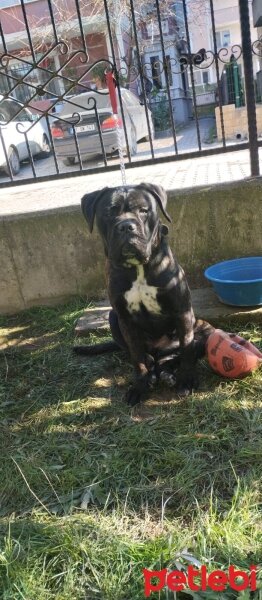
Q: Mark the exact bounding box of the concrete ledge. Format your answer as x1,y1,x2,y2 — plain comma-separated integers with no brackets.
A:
75,288,262,336
191,288,262,325
1,176,262,315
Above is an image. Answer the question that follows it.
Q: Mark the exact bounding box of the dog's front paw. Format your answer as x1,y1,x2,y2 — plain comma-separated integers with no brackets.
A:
160,371,176,388
125,385,144,406
125,373,153,406
176,370,199,397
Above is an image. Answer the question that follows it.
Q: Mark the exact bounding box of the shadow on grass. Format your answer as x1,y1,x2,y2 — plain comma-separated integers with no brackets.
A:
0,343,261,518
0,301,261,598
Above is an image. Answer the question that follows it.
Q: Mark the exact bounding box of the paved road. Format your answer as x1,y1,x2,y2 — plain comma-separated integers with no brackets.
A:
2,142,261,218
0,117,216,184
1,116,261,193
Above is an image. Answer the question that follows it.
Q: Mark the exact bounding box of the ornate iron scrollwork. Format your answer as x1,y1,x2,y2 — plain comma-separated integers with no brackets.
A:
0,41,116,126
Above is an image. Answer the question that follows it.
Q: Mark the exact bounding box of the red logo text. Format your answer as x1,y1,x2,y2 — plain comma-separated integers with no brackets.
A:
143,565,257,596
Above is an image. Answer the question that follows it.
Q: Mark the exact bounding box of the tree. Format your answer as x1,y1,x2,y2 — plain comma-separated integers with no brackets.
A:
0,0,208,102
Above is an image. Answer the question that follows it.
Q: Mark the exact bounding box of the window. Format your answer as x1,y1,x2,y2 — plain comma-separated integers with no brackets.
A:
202,71,209,85
0,98,23,120
8,62,37,103
150,56,162,89
171,1,184,30
3,57,61,103
147,19,169,38
192,69,209,86
0,71,11,96
215,30,231,49
192,70,201,85
165,55,173,86
17,108,31,121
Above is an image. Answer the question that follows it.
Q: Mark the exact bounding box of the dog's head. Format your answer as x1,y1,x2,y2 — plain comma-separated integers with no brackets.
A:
81,183,171,267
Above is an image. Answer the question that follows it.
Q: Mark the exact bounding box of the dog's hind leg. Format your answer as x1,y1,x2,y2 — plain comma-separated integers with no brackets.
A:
109,310,128,351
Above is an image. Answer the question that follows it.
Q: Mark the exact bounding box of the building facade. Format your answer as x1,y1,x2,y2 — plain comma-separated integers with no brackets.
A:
187,0,261,102
0,0,121,104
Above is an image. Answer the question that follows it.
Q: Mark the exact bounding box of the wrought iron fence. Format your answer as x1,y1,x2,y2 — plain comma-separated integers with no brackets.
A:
0,0,261,185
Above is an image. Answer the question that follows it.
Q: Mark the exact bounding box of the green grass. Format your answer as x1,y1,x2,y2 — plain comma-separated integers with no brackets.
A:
0,300,261,599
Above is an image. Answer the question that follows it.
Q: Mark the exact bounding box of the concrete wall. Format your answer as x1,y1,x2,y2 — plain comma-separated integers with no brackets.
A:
1,177,262,314
215,104,262,140
173,97,193,124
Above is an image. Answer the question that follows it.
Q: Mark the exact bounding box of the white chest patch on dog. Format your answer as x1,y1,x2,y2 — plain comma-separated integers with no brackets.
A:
124,265,161,315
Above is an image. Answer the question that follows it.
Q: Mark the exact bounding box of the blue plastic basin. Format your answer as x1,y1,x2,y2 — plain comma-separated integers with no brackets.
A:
204,257,262,306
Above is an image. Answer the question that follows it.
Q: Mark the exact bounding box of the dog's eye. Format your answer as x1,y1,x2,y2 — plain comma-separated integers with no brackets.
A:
139,208,149,214
110,205,120,216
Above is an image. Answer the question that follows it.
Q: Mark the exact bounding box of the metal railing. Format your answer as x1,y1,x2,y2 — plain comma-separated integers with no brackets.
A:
0,0,261,186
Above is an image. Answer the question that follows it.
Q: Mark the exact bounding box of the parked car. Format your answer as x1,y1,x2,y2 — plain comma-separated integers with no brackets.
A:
50,88,154,165
0,96,51,175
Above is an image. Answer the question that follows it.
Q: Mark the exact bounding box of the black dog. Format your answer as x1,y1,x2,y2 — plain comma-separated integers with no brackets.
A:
74,183,213,405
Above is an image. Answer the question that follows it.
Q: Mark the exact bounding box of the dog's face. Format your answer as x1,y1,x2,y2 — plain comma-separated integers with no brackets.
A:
81,183,171,266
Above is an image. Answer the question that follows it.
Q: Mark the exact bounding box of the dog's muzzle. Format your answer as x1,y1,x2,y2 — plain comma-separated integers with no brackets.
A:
108,218,150,265
115,218,138,236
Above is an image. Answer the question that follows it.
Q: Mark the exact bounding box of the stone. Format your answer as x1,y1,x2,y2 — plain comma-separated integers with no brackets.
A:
192,288,262,325
75,301,111,335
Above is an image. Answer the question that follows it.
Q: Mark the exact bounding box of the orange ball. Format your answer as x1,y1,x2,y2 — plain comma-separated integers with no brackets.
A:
206,329,262,379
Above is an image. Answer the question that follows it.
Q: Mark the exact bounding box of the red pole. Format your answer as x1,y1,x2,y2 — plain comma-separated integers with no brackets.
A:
105,71,118,114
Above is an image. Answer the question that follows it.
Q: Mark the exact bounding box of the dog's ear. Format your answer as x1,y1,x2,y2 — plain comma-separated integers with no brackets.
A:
81,187,109,233
138,182,172,223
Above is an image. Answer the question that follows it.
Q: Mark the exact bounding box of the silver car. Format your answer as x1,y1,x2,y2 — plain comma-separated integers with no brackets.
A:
51,88,154,165
0,96,51,175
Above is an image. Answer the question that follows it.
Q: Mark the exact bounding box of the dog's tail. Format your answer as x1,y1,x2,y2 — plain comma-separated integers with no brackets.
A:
74,340,122,356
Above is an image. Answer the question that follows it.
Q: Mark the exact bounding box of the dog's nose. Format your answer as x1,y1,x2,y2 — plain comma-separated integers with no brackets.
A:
116,220,137,234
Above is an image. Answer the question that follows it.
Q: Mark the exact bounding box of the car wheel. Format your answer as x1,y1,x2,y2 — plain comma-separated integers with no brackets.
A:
4,146,20,176
39,134,51,158
63,157,76,166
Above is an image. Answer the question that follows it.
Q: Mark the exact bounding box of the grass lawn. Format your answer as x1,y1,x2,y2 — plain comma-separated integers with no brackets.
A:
0,298,261,599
